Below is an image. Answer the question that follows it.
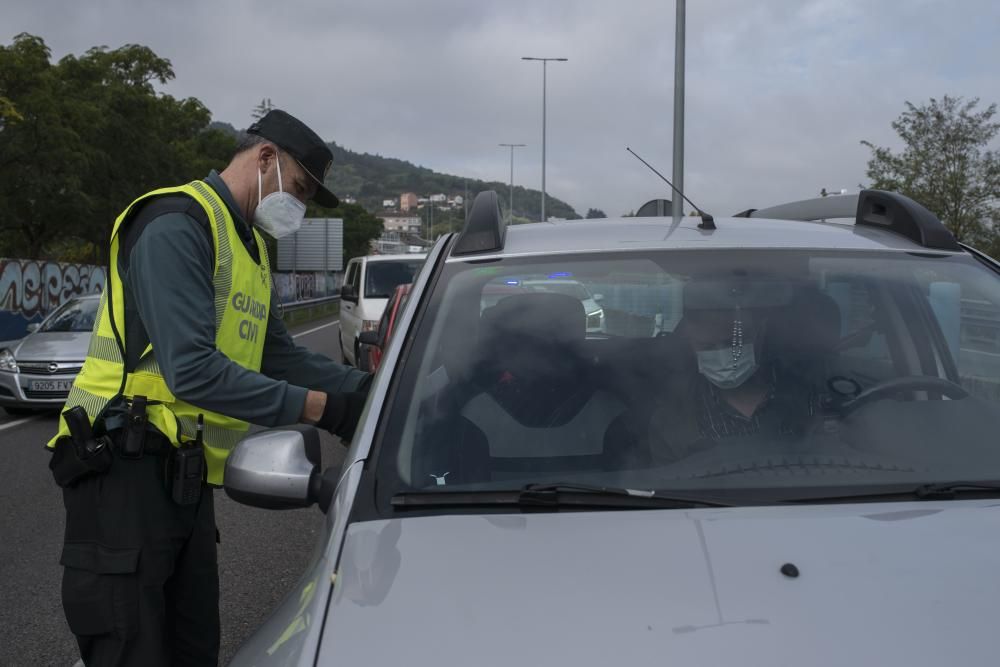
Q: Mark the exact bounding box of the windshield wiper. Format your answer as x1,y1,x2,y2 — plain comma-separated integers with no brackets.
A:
391,482,744,510
914,481,1000,499
780,481,1000,504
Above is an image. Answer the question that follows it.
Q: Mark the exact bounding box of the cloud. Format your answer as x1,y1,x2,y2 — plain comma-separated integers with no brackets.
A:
3,0,998,217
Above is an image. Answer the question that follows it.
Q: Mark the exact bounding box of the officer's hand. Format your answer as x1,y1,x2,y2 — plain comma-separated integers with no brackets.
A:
316,389,369,443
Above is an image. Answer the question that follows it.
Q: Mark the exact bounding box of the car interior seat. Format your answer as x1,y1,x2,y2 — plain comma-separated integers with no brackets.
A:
765,286,843,385
413,292,626,486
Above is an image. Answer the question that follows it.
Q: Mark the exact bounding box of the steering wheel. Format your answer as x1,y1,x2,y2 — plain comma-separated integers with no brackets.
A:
839,375,968,415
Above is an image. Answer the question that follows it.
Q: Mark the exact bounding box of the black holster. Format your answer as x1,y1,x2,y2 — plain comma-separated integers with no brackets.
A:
49,406,113,488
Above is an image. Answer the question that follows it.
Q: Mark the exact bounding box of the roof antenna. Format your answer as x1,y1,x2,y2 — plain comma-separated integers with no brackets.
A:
626,147,715,230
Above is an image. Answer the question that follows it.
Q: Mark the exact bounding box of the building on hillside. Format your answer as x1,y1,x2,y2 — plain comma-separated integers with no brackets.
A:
380,214,422,234
342,195,357,205
382,198,396,209
429,193,447,203
373,230,431,255
399,192,418,211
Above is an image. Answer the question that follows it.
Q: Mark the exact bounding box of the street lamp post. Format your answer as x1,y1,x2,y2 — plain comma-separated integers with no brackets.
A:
522,56,567,222
672,0,686,225
499,143,526,223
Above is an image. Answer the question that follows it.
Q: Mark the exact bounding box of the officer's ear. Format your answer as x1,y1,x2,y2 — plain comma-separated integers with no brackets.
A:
256,143,279,175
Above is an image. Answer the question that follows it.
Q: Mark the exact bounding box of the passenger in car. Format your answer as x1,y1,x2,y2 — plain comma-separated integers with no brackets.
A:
609,279,822,465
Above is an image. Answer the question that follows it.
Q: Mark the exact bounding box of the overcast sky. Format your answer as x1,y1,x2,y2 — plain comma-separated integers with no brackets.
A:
4,0,998,217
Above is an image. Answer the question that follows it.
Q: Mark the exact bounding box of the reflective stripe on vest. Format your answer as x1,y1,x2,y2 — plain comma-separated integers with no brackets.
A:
48,181,271,486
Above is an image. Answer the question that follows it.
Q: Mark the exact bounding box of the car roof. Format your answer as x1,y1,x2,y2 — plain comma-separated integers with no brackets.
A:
446,215,964,262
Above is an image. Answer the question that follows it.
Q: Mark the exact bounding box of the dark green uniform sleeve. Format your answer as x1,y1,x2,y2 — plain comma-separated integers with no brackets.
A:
261,298,370,394
124,214,308,426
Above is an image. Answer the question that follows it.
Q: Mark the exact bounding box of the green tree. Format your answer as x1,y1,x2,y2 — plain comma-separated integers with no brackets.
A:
862,96,1000,252
585,208,607,219
0,34,235,260
0,34,90,258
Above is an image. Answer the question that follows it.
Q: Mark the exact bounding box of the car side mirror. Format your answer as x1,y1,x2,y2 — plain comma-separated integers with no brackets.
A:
358,330,379,347
224,426,340,513
340,285,358,302
26,323,39,333
592,294,605,302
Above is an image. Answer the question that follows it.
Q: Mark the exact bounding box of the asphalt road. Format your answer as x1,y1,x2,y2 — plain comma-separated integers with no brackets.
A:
0,315,345,666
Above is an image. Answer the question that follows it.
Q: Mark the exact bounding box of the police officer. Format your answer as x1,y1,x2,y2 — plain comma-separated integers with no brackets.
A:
47,109,369,666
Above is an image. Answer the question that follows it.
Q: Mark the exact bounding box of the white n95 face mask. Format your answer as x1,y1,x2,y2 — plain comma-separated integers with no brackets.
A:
253,151,306,239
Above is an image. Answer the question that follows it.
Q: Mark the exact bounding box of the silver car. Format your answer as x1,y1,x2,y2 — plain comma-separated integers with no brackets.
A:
225,190,1000,666
0,294,98,414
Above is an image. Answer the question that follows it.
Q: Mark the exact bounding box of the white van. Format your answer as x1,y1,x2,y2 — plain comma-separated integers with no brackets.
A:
339,254,425,367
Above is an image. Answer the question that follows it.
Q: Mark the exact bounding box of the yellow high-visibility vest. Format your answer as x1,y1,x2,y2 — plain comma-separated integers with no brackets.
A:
48,180,272,485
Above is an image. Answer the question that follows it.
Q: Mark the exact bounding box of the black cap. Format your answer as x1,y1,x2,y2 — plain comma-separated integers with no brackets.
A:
246,109,340,208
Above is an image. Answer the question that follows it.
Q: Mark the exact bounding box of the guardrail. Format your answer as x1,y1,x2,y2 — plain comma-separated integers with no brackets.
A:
279,295,341,327
279,295,340,313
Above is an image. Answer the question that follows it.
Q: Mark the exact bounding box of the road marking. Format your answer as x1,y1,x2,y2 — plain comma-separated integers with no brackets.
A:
0,415,40,432
292,320,340,340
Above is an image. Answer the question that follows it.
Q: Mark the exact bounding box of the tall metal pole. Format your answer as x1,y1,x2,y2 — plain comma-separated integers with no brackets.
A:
672,0,686,225
499,143,526,223
522,57,567,222
511,145,515,221
542,60,547,223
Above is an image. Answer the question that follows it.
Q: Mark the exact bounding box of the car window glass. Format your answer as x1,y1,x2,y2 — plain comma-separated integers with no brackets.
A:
821,277,895,381
365,260,422,299
924,278,1000,404
38,298,99,333
349,262,361,291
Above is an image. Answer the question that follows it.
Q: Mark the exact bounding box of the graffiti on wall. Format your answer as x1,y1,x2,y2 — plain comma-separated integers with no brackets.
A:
0,258,106,341
273,272,337,304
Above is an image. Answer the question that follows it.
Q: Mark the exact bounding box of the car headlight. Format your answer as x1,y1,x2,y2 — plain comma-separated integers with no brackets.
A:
0,349,18,373
362,320,379,333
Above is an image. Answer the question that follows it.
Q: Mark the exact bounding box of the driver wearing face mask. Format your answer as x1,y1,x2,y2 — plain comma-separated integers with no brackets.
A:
665,278,821,455
609,277,821,468
48,109,370,666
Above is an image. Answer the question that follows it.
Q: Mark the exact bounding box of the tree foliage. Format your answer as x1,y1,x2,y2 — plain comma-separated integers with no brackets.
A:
585,208,607,219
0,33,235,260
863,96,1000,254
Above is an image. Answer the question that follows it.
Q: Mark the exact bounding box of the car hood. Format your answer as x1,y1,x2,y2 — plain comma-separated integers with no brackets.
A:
13,331,91,361
320,501,1000,666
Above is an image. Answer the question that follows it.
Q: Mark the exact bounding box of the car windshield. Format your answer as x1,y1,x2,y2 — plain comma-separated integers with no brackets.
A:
365,260,423,299
375,249,1000,505
38,298,99,333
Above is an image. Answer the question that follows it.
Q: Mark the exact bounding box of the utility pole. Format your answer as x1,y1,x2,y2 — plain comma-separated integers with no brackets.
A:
522,56,567,222
499,143,526,223
672,0,686,225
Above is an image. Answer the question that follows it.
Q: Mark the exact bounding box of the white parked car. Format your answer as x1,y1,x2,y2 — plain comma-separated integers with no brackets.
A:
339,254,425,368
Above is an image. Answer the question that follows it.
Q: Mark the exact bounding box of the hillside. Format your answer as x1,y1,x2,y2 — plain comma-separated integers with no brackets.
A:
210,121,580,220
327,143,579,221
